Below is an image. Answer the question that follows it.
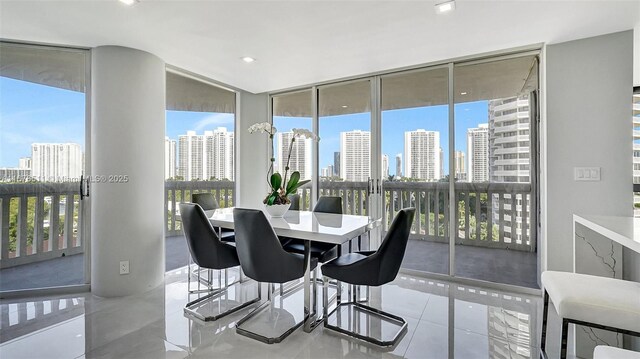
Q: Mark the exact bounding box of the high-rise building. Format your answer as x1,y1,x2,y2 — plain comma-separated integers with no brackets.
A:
467,124,489,182
31,143,82,182
395,153,402,178
276,131,312,180
488,96,531,244
178,128,234,181
489,96,530,183
455,151,467,181
19,157,31,170
164,137,176,179
333,151,340,177
382,154,389,178
178,131,204,180
404,129,441,181
340,130,370,182
205,128,234,181
0,168,31,182
326,164,334,178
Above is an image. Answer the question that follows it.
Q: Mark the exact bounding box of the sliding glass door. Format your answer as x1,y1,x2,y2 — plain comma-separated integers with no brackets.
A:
318,80,372,218
0,42,90,292
269,51,540,289
452,55,538,287
379,66,450,275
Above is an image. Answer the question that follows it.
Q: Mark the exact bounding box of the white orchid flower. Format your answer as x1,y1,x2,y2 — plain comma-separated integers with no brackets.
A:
292,128,320,141
248,122,276,135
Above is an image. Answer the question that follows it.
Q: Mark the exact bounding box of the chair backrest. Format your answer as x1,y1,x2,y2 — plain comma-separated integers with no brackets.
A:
313,196,342,214
288,194,301,211
233,208,304,283
191,192,219,211
180,203,238,270
372,208,415,285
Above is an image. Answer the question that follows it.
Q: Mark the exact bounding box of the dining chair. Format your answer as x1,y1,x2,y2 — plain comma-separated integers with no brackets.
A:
321,207,416,347
179,203,259,321
288,193,301,211
233,208,318,344
283,196,341,262
191,192,234,242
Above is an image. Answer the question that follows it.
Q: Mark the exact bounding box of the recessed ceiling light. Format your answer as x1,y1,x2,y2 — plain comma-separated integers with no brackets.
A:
241,57,256,63
460,92,467,95
435,0,456,14
119,0,138,6
341,105,348,108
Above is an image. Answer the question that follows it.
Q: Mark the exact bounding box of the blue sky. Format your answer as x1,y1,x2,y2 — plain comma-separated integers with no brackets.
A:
275,100,489,176
1,77,85,167
1,76,490,176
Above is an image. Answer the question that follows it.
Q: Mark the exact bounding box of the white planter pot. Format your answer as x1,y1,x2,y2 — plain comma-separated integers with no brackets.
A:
264,203,291,218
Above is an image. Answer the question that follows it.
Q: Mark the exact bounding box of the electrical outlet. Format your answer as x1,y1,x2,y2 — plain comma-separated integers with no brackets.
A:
119,260,130,275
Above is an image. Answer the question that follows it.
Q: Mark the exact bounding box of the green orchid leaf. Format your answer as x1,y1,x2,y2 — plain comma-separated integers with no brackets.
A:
270,172,282,190
285,171,300,194
287,179,310,196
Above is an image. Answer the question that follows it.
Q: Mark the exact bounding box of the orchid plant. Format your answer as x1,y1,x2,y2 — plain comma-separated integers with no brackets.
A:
248,122,320,206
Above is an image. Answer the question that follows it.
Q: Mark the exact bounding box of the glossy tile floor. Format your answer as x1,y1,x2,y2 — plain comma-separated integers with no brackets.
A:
0,267,544,359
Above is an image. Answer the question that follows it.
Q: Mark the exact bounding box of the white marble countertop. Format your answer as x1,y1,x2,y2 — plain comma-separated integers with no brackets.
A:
206,208,381,245
573,214,640,254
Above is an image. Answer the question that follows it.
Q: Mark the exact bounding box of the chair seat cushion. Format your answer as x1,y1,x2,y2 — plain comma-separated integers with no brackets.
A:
542,271,640,333
321,252,372,284
594,346,640,359
283,240,338,263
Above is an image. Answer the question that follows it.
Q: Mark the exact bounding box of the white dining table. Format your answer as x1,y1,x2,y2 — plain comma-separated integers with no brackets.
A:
206,207,381,332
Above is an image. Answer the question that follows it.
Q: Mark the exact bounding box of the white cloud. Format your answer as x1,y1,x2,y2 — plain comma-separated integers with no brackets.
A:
193,113,234,132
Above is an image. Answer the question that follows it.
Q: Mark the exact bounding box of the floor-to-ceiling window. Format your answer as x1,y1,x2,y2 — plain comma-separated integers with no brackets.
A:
452,55,539,287
318,79,372,216
271,90,313,210
269,50,540,289
380,66,450,276
0,42,90,292
164,70,236,271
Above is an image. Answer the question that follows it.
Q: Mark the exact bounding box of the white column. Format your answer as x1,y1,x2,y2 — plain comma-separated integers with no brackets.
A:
91,46,165,297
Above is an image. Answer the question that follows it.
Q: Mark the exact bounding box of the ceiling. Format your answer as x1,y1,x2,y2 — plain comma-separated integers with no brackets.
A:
0,1,638,94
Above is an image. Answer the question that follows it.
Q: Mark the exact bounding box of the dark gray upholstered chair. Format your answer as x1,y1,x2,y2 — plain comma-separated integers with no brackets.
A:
233,208,318,344
283,196,341,262
288,194,301,211
321,208,416,347
179,203,259,321
191,192,235,242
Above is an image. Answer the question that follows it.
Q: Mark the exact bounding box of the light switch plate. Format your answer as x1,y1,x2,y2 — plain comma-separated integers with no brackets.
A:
574,167,600,181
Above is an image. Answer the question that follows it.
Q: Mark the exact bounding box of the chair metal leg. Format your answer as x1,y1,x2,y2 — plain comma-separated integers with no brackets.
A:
322,278,407,347
540,290,549,359
236,282,307,344
184,274,260,322
560,318,569,359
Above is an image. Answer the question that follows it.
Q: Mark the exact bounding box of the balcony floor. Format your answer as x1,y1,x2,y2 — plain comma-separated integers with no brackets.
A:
1,236,538,292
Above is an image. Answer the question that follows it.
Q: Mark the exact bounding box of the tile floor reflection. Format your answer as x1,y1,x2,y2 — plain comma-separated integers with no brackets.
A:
0,268,541,359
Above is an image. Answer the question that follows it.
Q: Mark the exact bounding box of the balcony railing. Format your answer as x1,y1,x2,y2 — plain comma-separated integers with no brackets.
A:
0,182,83,269
165,180,235,236
0,178,533,271
320,180,535,252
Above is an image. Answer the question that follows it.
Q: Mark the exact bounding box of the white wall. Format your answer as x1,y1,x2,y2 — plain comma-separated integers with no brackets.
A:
236,91,269,209
91,46,166,297
634,25,639,86
543,31,633,273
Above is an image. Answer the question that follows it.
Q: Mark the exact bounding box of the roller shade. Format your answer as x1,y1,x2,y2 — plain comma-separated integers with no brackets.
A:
166,71,235,113
272,55,538,117
0,42,86,92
